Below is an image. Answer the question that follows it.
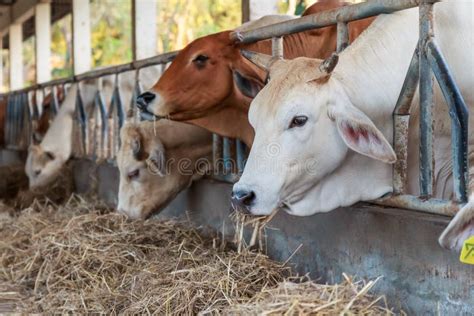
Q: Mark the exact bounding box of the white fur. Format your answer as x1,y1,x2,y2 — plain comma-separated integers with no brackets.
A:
235,0,474,244
25,66,161,189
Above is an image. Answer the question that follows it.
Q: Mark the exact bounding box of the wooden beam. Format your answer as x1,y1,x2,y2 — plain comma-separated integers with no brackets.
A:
35,2,51,83
72,0,91,74
9,23,23,90
132,0,157,59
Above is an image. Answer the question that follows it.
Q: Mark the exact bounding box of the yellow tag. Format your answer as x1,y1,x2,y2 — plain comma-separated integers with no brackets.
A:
460,236,474,265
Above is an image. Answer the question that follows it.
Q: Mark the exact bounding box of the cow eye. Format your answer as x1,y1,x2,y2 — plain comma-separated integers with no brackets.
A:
127,169,140,181
289,115,308,129
193,54,209,67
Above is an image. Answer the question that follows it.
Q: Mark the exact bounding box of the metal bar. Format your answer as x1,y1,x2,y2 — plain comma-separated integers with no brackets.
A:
5,95,12,145
418,1,435,197
0,51,178,97
232,0,428,44
373,194,460,216
427,39,469,203
271,37,283,59
223,137,232,173
236,139,246,175
392,48,420,194
75,87,88,157
212,134,223,175
336,21,349,53
51,85,59,116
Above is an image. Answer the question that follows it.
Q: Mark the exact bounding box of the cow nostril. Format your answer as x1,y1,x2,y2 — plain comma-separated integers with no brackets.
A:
34,170,41,176
136,92,156,110
232,190,256,207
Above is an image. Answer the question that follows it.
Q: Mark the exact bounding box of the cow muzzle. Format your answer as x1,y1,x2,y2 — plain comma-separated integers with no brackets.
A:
136,91,165,121
231,189,256,214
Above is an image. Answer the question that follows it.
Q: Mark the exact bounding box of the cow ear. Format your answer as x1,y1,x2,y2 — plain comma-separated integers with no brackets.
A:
329,103,396,164
233,70,264,99
146,141,166,177
439,199,474,250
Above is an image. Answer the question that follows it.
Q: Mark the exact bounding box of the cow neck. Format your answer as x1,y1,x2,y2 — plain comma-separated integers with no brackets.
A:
242,28,337,60
335,9,418,119
186,100,254,146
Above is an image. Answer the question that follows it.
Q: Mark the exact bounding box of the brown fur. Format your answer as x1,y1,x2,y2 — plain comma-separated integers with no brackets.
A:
149,1,375,146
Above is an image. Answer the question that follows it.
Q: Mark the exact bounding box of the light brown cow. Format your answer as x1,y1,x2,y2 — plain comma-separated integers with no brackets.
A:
137,0,374,146
116,120,212,219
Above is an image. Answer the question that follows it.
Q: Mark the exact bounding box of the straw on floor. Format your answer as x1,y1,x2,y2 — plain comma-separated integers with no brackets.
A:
0,194,396,314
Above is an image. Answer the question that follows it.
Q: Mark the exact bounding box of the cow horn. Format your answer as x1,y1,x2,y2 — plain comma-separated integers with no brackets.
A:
241,50,275,71
319,53,339,74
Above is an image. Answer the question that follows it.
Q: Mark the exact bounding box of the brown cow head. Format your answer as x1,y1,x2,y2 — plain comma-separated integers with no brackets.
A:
136,31,265,143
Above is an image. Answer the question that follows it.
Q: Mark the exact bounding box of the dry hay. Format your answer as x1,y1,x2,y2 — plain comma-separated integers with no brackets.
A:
226,274,395,315
0,195,287,314
0,195,396,314
13,162,75,209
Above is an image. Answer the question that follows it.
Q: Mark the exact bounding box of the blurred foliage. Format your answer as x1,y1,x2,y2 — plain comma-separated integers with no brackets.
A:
156,0,241,52
5,0,365,89
51,14,73,79
90,0,133,68
49,0,241,80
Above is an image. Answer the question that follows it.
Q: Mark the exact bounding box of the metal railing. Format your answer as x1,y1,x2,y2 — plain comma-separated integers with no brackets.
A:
230,0,469,215
0,0,468,216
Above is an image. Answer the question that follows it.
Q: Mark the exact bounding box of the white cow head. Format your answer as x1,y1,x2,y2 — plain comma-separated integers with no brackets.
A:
25,143,66,189
25,81,98,190
232,52,396,216
116,121,212,219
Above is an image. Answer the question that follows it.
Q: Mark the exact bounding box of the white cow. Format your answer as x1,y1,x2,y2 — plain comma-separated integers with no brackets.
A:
233,1,474,250
25,66,160,189
25,82,96,188
116,120,212,219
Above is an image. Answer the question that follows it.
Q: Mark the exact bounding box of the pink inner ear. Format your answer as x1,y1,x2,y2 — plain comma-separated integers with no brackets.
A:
343,123,381,145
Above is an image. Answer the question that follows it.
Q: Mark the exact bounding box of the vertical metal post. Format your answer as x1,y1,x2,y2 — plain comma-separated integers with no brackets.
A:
51,85,59,116
427,40,469,203
223,137,232,173
236,139,246,175
392,48,420,194
336,21,349,53
213,134,223,175
418,1,435,197
271,36,283,59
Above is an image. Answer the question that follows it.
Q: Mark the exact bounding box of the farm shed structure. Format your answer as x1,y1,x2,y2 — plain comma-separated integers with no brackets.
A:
0,0,472,314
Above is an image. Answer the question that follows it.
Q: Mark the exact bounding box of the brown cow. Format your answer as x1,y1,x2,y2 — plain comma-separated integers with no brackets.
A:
32,86,65,144
137,0,374,146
